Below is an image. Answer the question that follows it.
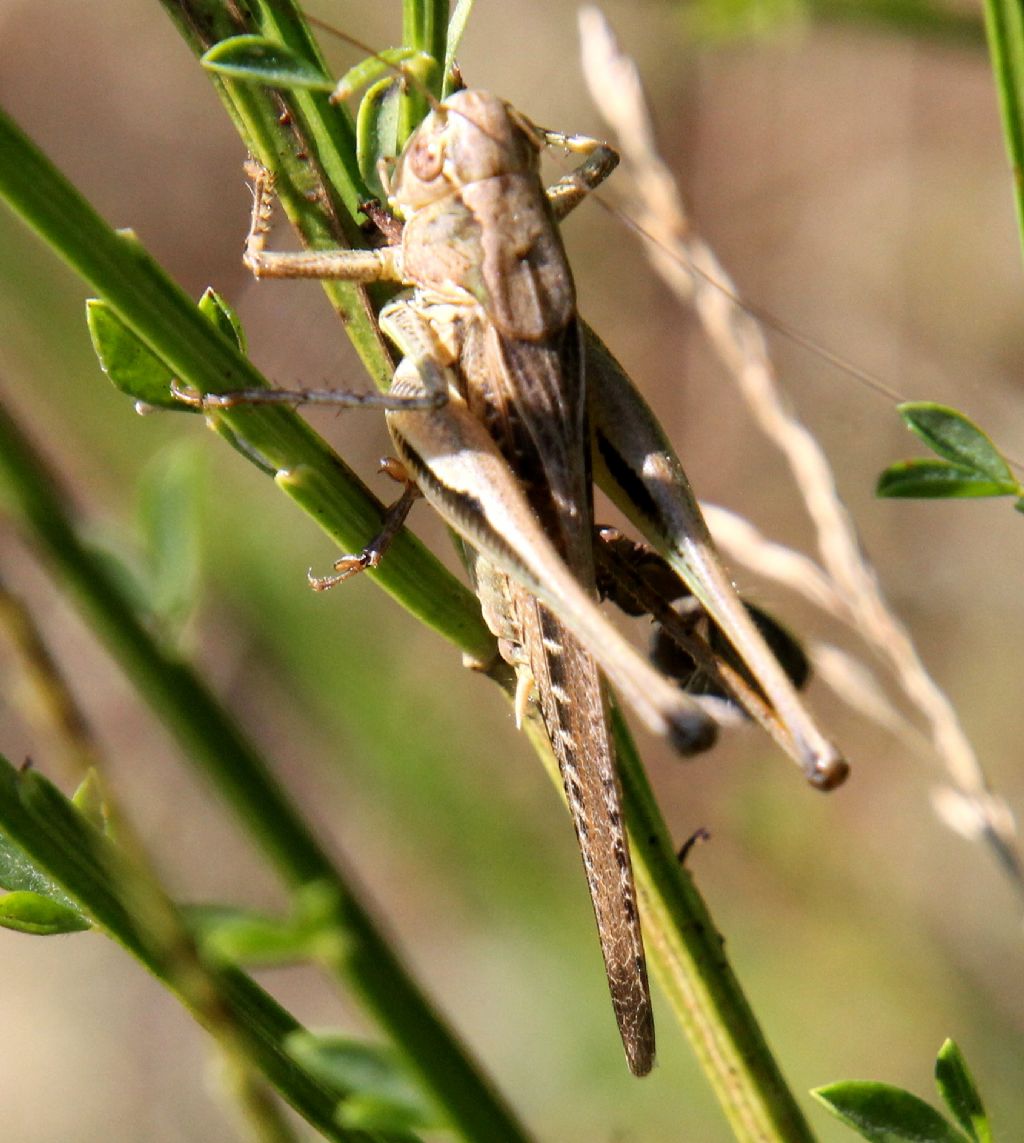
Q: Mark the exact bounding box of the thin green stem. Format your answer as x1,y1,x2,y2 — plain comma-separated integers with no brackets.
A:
400,0,445,134
613,712,816,1143
981,0,1024,269
162,0,393,384
520,700,816,1143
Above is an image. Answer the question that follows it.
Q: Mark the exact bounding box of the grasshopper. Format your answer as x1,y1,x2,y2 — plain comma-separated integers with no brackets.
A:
180,86,847,1076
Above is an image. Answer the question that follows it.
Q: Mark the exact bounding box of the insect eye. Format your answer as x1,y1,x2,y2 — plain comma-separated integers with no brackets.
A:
409,136,445,182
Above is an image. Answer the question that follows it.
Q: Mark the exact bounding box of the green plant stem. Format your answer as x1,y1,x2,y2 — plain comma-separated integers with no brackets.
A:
0,397,528,1143
400,0,448,133
981,0,1024,269
614,713,816,1142
163,0,392,381
520,698,816,1143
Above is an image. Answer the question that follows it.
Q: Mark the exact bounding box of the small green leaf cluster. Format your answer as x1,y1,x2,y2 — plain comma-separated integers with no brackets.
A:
813,1039,993,1142
0,774,94,935
201,3,473,199
877,403,1023,513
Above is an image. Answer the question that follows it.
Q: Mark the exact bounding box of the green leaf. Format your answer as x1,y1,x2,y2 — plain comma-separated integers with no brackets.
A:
340,1092,431,1135
90,291,247,414
356,77,403,198
71,771,109,833
334,47,438,155
984,0,1024,269
192,905,327,965
286,1032,441,1135
197,287,246,353
0,827,78,906
201,35,334,91
332,49,433,104
935,1040,991,1143
0,890,91,935
897,403,1015,483
812,1081,970,1142
876,459,1018,499
444,0,476,96
87,299,185,411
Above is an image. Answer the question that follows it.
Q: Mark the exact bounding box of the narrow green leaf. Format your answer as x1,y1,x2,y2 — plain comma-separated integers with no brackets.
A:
332,49,432,104
340,1092,431,1135
198,287,246,353
812,1081,970,1142
87,299,185,411
877,459,1018,499
286,1033,441,1135
898,402,1015,483
444,0,476,96
71,771,109,833
192,906,322,965
191,882,350,966
202,35,334,91
982,0,1024,266
0,890,91,935
91,290,246,414
935,1040,991,1143
0,828,79,907
356,77,403,198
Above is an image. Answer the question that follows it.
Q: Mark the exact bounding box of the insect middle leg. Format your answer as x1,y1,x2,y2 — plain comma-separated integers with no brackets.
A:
308,457,422,591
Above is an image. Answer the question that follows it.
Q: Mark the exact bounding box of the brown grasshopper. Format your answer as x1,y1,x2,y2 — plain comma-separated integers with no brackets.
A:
180,87,847,1076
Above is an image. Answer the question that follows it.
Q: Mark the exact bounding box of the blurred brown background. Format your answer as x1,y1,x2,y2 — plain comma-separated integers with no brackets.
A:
1,1,1022,1139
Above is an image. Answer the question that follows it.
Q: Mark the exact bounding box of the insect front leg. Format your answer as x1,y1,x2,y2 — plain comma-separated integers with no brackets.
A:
299,301,458,588
242,159,399,284
537,128,620,222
